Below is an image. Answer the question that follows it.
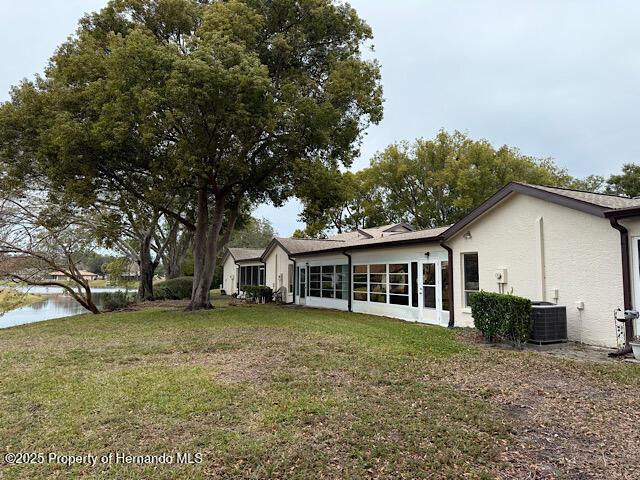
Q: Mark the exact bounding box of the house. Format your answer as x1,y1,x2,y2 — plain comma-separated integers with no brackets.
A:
221,248,265,295
222,182,640,349
49,270,100,282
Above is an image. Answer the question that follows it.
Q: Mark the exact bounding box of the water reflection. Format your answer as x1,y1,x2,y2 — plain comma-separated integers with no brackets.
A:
0,288,130,329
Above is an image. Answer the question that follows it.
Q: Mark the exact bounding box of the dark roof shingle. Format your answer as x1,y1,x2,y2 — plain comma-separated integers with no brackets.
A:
521,183,640,210
227,248,265,262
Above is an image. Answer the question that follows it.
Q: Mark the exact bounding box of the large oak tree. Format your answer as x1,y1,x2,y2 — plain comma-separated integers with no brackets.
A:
0,0,383,309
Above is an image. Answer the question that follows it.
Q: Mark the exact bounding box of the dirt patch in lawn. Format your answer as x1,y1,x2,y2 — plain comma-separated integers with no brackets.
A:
441,335,640,479
214,348,289,384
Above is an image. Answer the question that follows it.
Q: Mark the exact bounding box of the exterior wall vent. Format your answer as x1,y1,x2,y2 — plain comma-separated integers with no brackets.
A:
529,302,567,344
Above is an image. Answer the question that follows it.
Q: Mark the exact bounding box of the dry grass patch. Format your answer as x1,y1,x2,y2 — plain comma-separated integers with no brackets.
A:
440,334,640,479
1,304,638,479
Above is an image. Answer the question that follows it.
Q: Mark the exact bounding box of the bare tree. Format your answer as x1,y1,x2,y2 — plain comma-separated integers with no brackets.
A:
91,194,178,301
157,217,193,280
0,191,101,314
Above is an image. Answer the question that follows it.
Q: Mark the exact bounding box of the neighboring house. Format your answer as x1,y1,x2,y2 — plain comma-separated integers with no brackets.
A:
222,182,640,348
49,270,100,282
121,261,141,281
221,248,265,295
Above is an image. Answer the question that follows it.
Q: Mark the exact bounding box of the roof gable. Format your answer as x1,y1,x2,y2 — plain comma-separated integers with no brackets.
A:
226,247,265,263
442,182,640,240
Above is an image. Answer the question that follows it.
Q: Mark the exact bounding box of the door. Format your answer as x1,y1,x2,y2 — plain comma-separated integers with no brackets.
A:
298,266,307,305
419,260,449,325
631,237,640,335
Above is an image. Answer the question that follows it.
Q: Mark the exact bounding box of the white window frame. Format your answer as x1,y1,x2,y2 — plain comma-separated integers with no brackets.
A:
309,263,348,299
352,262,410,306
462,252,479,307
352,264,369,302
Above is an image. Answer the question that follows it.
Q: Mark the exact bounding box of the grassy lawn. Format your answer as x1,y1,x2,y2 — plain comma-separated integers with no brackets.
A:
1,301,639,479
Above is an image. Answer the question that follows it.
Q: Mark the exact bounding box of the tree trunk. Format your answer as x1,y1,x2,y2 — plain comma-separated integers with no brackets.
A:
188,184,242,310
163,223,192,279
80,286,101,314
189,188,223,310
137,233,156,301
165,256,182,280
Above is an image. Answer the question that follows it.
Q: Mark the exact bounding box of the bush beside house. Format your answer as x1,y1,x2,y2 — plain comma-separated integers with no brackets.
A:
469,291,532,346
241,285,273,303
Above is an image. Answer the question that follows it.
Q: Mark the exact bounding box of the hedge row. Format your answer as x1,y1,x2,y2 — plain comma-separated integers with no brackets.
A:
469,291,532,346
153,277,194,300
241,285,273,303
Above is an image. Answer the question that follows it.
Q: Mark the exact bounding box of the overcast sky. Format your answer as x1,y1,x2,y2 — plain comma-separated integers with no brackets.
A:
2,1,639,235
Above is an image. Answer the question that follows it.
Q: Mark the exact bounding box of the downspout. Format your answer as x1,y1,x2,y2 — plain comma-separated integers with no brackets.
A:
440,241,455,328
343,251,352,312
288,254,297,305
609,217,634,356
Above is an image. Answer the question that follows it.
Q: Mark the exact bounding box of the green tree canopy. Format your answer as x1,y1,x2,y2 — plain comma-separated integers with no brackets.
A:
606,164,640,197
0,0,383,309
298,130,574,233
228,217,276,249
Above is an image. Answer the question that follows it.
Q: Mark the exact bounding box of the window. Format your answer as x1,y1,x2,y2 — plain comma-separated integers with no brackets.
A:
389,263,409,305
309,266,321,297
423,263,436,309
322,265,335,298
336,265,348,299
353,265,368,301
353,263,409,305
369,264,387,303
288,264,294,293
441,261,450,311
298,267,306,298
462,253,479,307
239,265,264,287
309,264,348,299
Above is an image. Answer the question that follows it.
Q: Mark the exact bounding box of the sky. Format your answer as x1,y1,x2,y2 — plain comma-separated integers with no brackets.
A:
2,1,640,236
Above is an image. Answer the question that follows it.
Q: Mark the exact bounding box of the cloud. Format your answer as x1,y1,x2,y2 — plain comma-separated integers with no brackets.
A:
2,1,638,236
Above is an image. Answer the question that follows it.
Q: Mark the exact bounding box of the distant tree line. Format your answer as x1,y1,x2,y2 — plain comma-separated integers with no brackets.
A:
295,130,640,237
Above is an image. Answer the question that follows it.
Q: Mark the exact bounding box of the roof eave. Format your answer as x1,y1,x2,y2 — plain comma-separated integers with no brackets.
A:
442,182,608,240
290,234,445,257
604,207,640,219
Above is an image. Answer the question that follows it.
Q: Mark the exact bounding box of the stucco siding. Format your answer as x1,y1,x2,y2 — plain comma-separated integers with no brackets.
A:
448,193,623,347
264,244,294,302
222,255,237,295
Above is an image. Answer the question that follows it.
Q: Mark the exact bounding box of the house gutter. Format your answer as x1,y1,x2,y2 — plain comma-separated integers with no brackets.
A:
342,251,352,312
608,216,634,356
439,242,455,328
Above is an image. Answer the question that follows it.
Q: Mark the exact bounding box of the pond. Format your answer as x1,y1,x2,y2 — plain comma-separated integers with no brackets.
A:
0,287,131,329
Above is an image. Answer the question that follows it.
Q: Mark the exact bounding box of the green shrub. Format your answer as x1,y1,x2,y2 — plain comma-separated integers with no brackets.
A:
241,285,273,303
469,291,532,346
101,291,132,311
154,276,194,300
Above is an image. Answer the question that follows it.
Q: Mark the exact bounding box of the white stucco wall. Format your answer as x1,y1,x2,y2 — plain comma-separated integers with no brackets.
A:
447,192,623,347
264,244,294,302
222,255,238,295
